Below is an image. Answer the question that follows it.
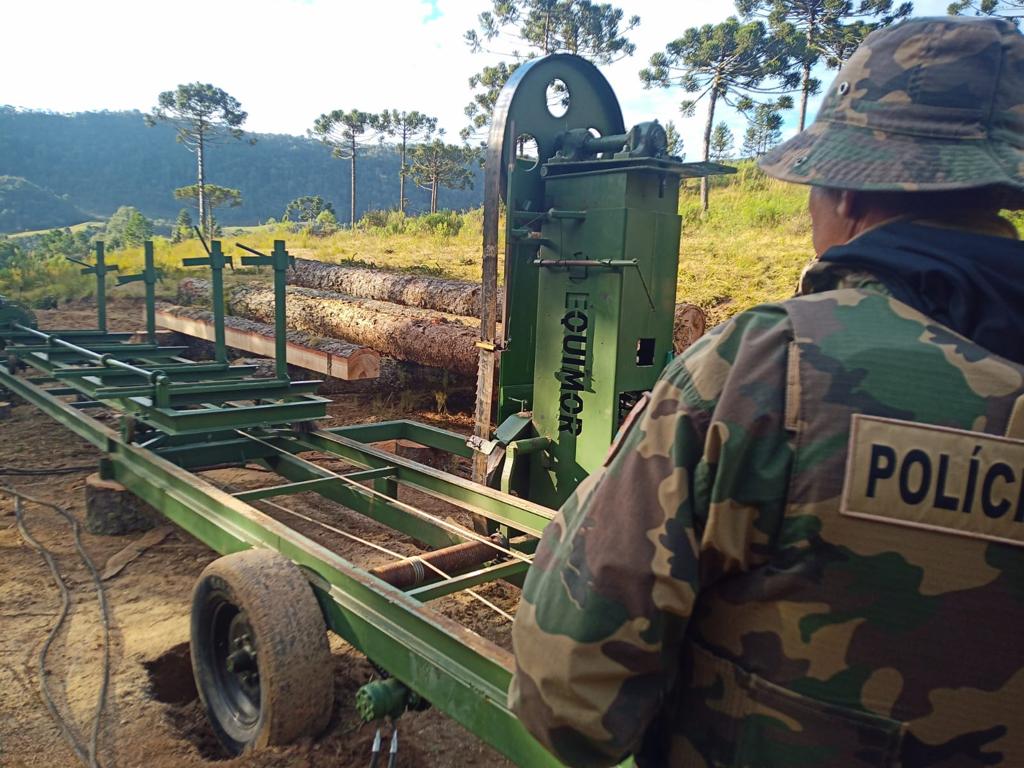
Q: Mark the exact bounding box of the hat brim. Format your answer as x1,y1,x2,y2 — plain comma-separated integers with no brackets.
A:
758,120,1024,207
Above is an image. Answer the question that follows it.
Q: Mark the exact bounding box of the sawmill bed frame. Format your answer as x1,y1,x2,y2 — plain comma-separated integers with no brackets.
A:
0,239,564,767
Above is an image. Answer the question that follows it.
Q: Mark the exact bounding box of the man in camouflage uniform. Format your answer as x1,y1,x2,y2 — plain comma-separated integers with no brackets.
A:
510,16,1024,768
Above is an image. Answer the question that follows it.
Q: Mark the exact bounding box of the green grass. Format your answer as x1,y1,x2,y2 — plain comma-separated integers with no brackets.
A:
12,161,1024,326
678,166,813,324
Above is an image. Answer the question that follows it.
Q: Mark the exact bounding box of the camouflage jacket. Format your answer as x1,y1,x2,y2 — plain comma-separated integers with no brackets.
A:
509,227,1024,767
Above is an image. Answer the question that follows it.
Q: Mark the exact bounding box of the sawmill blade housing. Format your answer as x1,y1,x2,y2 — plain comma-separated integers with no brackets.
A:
483,54,734,507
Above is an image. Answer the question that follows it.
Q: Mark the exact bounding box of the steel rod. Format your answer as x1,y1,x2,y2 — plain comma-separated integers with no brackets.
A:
96,242,107,333
144,241,156,344
12,324,158,381
210,241,227,364
370,535,507,590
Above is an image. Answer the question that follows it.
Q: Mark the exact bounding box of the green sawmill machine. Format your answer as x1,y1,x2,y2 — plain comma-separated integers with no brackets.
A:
0,55,730,766
471,53,731,507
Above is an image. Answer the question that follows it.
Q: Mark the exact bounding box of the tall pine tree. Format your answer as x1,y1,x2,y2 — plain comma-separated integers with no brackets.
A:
736,0,912,131
641,17,796,210
463,1,640,141
380,110,437,212
409,139,478,213
310,110,389,225
146,83,250,240
739,95,792,156
709,122,736,161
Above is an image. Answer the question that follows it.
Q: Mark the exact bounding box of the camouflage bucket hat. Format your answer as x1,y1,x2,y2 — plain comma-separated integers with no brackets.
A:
759,16,1024,204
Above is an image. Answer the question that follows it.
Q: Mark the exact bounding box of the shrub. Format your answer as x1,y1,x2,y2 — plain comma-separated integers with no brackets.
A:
411,210,463,237
358,209,391,230
309,209,340,237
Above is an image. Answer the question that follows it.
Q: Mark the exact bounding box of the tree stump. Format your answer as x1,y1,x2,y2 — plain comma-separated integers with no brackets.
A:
85,474,160,535
673,303,708,355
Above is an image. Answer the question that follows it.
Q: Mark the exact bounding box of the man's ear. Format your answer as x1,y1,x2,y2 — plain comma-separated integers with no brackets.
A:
836,189,859,219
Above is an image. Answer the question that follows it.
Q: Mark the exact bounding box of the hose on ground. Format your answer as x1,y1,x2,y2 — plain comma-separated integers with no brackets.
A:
3,480,111,768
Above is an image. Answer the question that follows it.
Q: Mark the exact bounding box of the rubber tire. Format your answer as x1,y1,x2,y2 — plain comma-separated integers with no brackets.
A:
190,549,334,754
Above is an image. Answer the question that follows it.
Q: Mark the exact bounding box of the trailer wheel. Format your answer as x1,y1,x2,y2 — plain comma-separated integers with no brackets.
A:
190,549,333,755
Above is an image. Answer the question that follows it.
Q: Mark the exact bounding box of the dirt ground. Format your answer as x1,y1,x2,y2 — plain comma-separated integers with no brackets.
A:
0,299,517,768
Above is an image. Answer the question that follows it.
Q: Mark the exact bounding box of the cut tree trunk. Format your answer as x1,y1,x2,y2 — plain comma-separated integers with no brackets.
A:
227,284,481,376
178,275,706,373
177,276,215,307
288,258,707,350
673,303,707,355
287,258,494,318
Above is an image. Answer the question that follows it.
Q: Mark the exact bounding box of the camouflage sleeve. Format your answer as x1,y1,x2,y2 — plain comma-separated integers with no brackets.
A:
509,304,796,767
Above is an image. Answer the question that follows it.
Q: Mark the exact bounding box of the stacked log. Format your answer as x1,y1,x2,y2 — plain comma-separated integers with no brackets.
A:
288,258,497,318
227,284,481,377
673,303,707,356
287,259,708,354
178,264,708,379
177,277,213,307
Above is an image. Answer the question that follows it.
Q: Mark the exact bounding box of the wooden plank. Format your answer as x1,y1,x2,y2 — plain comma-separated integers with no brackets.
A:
156,308,379,381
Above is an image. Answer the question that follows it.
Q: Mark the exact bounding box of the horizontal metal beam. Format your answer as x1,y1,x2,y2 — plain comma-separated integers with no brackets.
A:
407,559,530,601
298,429,554,538
330,420,474,458
263,449,463,551
232,467,396,502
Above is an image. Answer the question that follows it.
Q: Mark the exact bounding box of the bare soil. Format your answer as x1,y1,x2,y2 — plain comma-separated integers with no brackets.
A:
0,299,516,768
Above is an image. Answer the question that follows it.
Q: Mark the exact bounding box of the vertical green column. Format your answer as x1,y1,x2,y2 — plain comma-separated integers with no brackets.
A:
143,241,156,344
272,240,289,380
95,241,107,333
115,241,158,343
209,241,227,364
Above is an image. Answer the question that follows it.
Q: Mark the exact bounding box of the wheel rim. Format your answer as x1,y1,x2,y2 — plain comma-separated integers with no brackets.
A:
203,588,261,746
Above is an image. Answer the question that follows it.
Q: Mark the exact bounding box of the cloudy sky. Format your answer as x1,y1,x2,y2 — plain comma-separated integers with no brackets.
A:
2,0,956,156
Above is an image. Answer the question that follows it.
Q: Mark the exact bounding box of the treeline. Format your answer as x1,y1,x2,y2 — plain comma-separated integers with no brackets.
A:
0,107,483,231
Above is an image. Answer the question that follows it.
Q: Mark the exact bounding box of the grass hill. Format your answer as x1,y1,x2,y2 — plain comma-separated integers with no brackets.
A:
0,176,89,232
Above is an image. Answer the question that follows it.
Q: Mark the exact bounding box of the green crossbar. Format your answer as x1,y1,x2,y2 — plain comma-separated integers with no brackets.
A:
232,467,397,502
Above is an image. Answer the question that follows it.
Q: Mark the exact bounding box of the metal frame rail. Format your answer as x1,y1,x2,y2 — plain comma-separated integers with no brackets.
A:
0,239,570,766
0,364,563,766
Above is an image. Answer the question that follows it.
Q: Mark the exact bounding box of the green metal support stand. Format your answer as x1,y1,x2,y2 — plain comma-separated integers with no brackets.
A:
183,240,231,363
236,239,291,380
67,241,118,333
116,240,159,343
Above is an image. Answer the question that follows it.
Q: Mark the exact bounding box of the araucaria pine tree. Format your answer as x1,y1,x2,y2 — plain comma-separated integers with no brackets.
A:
462,0,640,141
146,83,250,240
311,110,390,226
736,0,912,130
379,111,438,212
641,17,797,211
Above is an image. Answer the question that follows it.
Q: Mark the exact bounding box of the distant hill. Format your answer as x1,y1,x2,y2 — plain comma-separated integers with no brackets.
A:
0,107,483,232
0,175,89,232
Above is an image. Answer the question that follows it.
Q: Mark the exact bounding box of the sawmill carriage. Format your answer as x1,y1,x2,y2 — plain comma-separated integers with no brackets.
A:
0,55,730,766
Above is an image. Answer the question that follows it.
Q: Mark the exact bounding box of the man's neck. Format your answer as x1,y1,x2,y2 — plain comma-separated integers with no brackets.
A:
844,211,1019,244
